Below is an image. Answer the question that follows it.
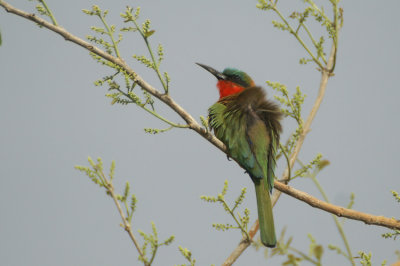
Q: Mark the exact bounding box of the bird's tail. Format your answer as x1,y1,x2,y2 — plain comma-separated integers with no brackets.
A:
254,178,276,247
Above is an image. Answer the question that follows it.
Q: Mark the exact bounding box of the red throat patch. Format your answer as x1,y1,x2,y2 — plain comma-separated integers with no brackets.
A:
217,80,246,99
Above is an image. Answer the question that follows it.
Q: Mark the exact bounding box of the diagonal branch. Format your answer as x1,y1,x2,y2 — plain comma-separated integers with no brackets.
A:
274,181,400,230
1,3,399,266
276,40,337,200
105,181,149,266
222,179,400,266
0,0,226,154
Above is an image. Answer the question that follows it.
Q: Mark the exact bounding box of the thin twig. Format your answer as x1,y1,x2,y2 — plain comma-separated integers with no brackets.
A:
97,11,121,58
279,143,291,182
38,0,57,26
271,5,324,70
285,42,336,179
222,218,260,266
116,88,189,128
301,22,327,64
129,17,168,93
288,246,320,265
221,199,251,240
97,171,149,266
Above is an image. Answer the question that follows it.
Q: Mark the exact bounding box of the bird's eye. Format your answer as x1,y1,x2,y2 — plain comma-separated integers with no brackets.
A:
228,74,247,87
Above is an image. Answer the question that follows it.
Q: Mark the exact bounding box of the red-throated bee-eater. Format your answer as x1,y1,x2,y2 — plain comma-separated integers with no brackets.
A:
197,63,282,247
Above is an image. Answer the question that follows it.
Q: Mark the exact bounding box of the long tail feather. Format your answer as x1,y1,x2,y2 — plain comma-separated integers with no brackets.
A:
254,178,276,247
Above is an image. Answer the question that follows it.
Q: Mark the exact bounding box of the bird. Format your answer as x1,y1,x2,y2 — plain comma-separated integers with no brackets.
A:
197,63,282,247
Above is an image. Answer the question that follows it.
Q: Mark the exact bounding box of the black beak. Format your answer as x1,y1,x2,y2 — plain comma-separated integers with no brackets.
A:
196,63,227,80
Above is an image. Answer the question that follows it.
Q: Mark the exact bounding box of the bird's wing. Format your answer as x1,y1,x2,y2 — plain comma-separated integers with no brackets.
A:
209,101,274,191
208,102,255,172
266,122,278,191
245,113,273,191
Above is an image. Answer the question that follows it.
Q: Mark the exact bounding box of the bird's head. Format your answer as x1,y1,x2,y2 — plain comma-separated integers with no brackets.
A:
196,63,255,99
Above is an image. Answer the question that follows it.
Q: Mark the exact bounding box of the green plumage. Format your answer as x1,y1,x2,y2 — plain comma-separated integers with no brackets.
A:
209,86,282,247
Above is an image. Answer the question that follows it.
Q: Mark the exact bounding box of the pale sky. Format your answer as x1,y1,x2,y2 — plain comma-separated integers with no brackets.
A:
1,1,399,265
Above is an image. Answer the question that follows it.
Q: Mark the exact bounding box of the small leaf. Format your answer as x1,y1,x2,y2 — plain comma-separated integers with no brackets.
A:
120,26,138,32
163,235,175,246
317,159,330,170
314,245,323,260
144,30,155,37
392,190,400,203
130,194,137,213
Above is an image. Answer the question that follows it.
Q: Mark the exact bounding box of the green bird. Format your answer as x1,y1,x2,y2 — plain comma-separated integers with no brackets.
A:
197,63,282,247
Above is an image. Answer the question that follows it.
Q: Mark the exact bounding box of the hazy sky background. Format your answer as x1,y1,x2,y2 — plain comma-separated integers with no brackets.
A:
1,1,399,265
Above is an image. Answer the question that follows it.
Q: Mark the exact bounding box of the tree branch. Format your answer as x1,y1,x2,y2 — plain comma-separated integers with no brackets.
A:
0,0,226,154
105,182,149,266
223,178,400,266
222,219,260,266
274,181,400,230
2,2,399,265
